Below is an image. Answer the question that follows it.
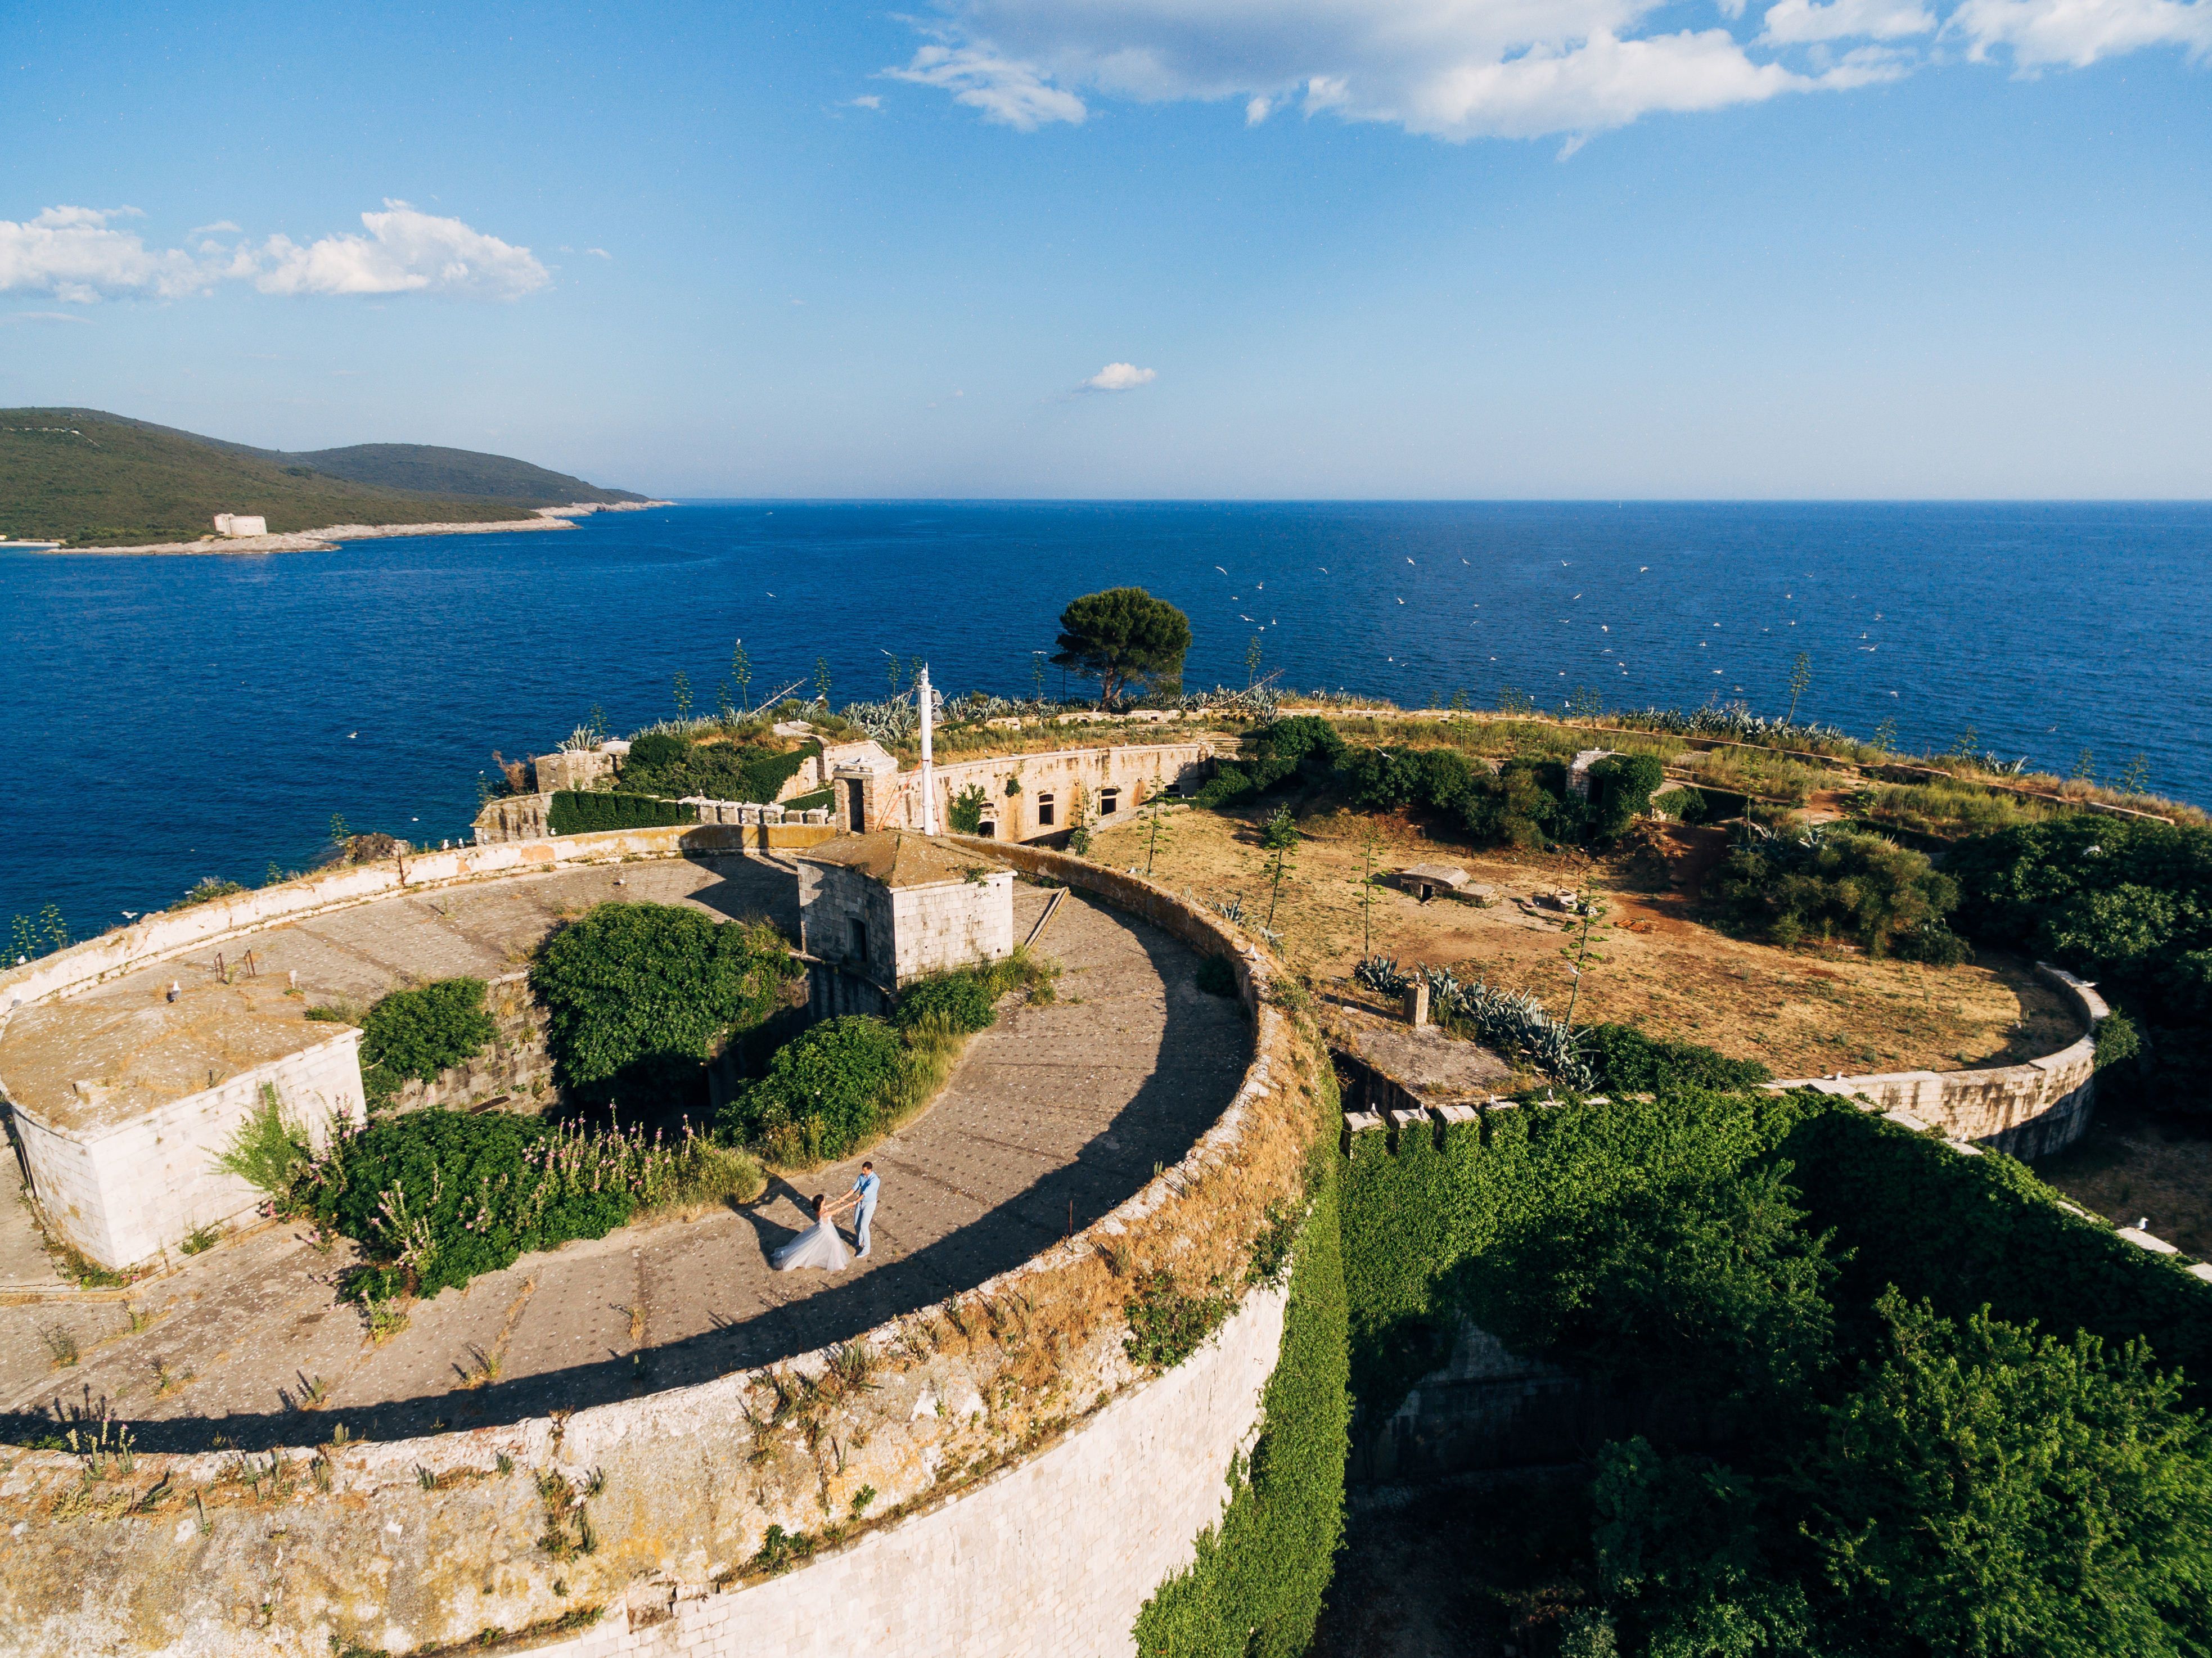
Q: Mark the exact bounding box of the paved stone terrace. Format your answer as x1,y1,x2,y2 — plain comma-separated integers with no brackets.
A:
1,867,1251,1452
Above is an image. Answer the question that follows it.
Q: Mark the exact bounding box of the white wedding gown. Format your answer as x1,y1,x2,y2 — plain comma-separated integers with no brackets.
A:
772,1214,851,1272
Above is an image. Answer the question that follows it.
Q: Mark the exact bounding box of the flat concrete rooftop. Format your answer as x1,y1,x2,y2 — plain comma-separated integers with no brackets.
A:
0,855,798,1138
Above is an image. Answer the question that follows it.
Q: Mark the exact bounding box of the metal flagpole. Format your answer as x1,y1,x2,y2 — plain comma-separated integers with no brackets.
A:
917,663,936,834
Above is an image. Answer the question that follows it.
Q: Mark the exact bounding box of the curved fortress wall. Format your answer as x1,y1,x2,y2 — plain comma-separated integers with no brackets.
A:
0,844,1321,1658
1769,964,2109,1157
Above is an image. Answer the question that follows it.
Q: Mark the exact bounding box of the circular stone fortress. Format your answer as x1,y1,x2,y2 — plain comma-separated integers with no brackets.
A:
0,736,1330,1658
0,720,2169,1658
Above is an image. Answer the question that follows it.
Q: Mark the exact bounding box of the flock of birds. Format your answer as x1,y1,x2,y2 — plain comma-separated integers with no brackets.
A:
1201,549,1899,703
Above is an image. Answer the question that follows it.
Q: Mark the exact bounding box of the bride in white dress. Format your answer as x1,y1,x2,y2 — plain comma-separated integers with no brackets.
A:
771,1193,851,1272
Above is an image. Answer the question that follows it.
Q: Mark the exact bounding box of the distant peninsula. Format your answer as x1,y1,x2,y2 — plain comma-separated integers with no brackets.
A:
0,408,661,551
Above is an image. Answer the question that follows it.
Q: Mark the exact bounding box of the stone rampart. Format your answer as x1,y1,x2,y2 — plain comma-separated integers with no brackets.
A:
1770,964,2108,1157
0,846,1316,1658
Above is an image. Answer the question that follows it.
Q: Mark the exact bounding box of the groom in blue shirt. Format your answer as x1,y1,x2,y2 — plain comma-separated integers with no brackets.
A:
849,1161,880,1258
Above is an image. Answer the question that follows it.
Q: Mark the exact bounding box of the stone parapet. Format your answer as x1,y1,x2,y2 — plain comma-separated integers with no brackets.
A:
1769,963,2108,1157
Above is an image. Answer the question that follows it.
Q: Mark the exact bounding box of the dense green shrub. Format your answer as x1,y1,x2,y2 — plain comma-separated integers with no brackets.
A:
617,732,818,805
893,970,997,1034
1123,1269,1233,1371
1800,1291,2212,1656
1133,1088,1349,1658
531,904,798,1109
1581,1023,1773,1096
546,791,694,835
1781,1106,2212,1405
358,977,498,1105
1193,715,1346,808
312,1110,636,1300
1708,826,1967,959
1585,753,1665,841
1949,816,2212,1109
1460,758,1580,849
718,1015,906,1164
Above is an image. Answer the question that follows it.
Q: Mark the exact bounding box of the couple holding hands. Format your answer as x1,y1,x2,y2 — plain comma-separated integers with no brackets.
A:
769,1161,880,1272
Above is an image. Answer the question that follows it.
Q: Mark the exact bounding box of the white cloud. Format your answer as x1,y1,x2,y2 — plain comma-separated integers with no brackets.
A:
1763,0,1936,42
887,0,2207,141
188,219,242,236
1946,0,2212,66
846,93,885,109
1,309,93,325
884,39,1091,128
0,201,549,303
1083,362,1157,391
253,201,548,299
890,1,1862,140
0,205,213,302
585,246,612,259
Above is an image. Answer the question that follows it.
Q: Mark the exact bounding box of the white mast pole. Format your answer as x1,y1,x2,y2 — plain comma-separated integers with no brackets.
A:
918,663,936,834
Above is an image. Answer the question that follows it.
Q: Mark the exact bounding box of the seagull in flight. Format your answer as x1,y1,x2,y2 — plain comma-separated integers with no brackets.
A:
1318,566,1328,573
347,731,358,739
1638,566,1648,573
1214,565,1228,574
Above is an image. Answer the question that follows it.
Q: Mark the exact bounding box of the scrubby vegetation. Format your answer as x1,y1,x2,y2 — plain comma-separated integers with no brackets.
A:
1950,816,2212,1112
531,904,800,1111
719,953,1055,1164
1708,825,1971,962
308,1109,758,1303
1195,715,1668,852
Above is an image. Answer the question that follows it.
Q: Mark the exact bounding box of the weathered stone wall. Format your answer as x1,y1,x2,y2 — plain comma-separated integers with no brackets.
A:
887,872,1016,984
476,792,553,842
13,1030,364,1270
884,742,1222,840
0,845,1314,1658
1772,964,2107,1156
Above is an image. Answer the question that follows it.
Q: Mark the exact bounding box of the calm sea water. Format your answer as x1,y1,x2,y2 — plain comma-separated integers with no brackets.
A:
4,501,2206,944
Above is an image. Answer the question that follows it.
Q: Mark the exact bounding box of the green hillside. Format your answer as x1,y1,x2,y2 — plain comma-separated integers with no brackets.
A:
0,409,645,547
273,443,646,504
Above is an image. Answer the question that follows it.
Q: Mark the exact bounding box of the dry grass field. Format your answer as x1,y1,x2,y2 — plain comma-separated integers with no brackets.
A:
1089,800,2076,1080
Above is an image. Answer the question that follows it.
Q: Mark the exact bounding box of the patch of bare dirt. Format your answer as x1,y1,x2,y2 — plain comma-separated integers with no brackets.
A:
1092,801,2075,1080
2034,1107,2212,1258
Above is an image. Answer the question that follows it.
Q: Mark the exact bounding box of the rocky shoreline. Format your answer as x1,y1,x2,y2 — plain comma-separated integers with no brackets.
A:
31,498,674,556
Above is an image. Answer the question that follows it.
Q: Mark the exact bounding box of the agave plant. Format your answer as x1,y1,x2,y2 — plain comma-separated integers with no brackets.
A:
1615,700,1852,749
1352,955,1595,1090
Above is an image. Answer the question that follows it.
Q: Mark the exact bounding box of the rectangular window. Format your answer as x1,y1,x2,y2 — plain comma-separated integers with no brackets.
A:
1099,788,1120,815
850,918,868,961
1038,793,1056,827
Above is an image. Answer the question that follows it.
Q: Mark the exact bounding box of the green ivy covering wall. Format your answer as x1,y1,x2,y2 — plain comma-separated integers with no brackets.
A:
1782,1108,2212,1402
1132,1044,1350,1658
1131,1136,1351,1658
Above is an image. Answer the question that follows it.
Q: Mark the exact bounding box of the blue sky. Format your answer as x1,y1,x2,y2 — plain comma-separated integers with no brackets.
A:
3,0,2208,498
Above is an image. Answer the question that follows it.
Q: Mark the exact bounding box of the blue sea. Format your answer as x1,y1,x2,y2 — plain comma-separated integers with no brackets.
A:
4,501,2207,945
